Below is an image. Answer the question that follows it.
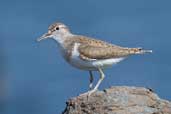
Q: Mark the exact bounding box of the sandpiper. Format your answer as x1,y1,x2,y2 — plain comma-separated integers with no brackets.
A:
37,22,152,95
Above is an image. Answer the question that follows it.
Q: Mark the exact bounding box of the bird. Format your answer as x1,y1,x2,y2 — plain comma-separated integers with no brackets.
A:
37,22,152,96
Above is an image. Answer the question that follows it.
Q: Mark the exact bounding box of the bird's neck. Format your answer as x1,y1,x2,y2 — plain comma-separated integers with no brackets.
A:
53,33,75,61
53,32,73,46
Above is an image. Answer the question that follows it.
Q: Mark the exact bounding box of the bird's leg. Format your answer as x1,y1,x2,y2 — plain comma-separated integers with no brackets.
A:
89,71,94,90
79,68,105,97
88,68,105,96
93,68,105,91
78,71,94,97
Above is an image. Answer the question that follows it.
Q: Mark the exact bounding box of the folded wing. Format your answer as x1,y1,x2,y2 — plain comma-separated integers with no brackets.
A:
78,44,133,60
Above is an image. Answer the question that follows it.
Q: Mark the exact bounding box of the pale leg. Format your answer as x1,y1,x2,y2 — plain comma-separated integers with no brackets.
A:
88,68,105,95
79,68,105,97
89,71,94,90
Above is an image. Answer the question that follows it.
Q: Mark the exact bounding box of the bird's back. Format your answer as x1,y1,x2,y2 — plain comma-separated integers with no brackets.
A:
63,35,151,60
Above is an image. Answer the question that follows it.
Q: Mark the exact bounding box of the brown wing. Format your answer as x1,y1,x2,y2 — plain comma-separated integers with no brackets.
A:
64,35,147,61
78,44,133,60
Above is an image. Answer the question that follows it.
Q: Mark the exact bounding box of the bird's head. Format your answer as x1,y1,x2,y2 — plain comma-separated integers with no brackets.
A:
37,22,71,42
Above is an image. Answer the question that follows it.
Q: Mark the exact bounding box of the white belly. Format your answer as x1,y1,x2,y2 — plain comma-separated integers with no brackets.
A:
62,43,125,70
69,55,125,70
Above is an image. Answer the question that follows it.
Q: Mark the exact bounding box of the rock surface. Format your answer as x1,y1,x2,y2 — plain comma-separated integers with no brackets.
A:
62,86,171,114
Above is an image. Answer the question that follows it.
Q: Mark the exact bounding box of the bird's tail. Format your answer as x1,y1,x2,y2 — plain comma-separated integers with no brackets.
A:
129,47,152,54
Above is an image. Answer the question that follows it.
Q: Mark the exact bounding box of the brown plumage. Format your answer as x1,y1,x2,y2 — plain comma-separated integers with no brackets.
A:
39,22,152,61
63,35,152,61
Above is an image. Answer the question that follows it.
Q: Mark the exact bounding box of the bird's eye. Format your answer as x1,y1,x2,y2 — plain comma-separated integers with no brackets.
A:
56,27,59,30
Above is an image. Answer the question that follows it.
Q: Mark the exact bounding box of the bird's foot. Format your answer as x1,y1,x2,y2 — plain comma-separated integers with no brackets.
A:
87,88,97,96
79,88,97,98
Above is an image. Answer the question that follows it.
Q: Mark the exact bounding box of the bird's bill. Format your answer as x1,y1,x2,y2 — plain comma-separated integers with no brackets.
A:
37,32,52,42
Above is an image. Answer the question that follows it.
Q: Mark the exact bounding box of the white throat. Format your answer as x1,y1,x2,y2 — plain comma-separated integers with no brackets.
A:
53,32,73,45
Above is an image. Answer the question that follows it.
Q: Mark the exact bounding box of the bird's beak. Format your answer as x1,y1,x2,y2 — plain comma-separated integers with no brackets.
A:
37,32,52,42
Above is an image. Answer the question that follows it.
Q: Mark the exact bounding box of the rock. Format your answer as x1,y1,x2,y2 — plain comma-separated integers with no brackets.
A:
62,86,171,114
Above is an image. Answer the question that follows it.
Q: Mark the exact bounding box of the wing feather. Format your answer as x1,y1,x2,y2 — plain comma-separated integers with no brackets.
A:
78,44,131,60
